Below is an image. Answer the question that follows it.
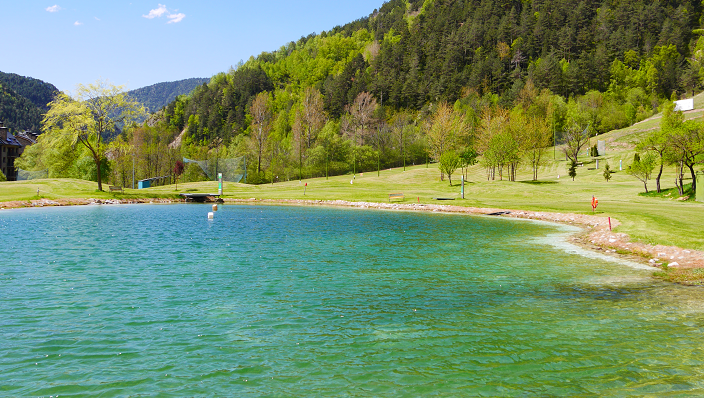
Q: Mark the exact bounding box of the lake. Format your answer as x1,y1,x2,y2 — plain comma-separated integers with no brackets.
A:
2,204,704,396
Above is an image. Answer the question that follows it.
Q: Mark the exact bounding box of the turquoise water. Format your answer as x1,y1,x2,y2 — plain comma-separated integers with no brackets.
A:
2,204,704,396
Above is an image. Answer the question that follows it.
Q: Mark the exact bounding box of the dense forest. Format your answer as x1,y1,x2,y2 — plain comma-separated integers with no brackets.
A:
127,78,210,113
0,71,59,132
18,0,704,191
164,0,703,138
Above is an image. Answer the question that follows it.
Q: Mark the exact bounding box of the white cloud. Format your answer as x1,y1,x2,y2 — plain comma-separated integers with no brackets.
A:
94,16,101,21
167,12,185,23
74,21,82,26
143,4,185,23
46,5,61,12
143,4,168,19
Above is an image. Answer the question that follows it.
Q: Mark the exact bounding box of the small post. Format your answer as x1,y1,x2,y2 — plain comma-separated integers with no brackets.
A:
619,159,622,171
608,217,612,231
218,173,223,196
461,175,465,199
304,182,307,196
596,159,599,169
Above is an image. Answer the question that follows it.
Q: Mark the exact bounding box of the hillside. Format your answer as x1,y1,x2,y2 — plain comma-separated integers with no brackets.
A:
161,0,704,141
127,78,210,113
0,71,59,132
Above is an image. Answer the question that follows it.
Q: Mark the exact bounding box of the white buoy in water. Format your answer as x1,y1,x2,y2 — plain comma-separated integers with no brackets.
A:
212,204,218,211
208,212,214,219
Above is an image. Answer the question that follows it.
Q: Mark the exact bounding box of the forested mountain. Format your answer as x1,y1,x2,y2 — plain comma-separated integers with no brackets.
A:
162,0,704,143
0,71,58,132
0,85,44,132
127,78,210,113
21,0,704,190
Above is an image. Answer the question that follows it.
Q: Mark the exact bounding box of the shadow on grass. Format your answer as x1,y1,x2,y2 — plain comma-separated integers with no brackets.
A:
518,180,559,185
638,183,695,201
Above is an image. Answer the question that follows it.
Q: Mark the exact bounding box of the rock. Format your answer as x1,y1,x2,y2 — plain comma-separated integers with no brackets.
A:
609,239,617,243
649,259,656,263
668,262,679,267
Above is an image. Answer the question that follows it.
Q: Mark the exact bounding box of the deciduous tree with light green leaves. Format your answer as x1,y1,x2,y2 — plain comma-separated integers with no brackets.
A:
627,152,657,192
439,150,462,185
41,80,145,191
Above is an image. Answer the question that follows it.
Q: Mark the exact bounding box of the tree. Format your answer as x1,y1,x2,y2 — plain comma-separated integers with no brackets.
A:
668,120,704,194
524,116,551,181
459,147,478,181
639,128,670,193
640,102,677,192
300,87,326,149
568,160,577,181
346,92,377,175
41,79,145,191
427,103,466,180
173,160,184,189
477,108,510,181
249,92,272,174
627,152,657,192
0,169,6,182
439,150,462,185
106,135,133,188
603,162,612,182
561,124,590,164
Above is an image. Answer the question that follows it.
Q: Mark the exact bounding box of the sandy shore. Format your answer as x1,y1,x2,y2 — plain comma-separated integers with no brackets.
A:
2,196,702,270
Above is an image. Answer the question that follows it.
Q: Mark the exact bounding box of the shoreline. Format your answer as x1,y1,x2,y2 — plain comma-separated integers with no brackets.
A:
3,196,703,271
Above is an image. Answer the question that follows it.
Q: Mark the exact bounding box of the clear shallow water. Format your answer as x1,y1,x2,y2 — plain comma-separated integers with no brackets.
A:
2,204,704,396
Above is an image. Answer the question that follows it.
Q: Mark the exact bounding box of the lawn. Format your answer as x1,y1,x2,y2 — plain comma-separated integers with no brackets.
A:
2,104,702,252
140,152,703,251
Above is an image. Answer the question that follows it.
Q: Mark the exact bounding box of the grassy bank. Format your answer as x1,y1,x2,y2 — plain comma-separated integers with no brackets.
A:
2,152,702,252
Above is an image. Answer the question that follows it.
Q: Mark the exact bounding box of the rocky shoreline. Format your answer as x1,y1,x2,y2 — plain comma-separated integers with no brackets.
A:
2,196,702,270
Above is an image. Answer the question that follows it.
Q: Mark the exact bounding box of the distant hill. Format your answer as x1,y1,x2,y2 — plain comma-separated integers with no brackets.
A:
0,72,59,112
0,72,58,132
127,78,210,113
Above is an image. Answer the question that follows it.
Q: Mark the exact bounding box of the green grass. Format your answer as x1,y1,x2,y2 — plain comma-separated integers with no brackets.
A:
137,154,704,252
2,157,701,252
0,178,181,202
2,99,703,254
653,267,704,286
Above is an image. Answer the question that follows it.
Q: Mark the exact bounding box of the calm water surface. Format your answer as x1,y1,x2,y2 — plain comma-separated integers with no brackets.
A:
1,204,704,396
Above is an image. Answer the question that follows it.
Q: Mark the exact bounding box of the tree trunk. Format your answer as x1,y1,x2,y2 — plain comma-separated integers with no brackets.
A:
655,160,663,193
643,181,648,193
688,164,697,193
96,156,103,191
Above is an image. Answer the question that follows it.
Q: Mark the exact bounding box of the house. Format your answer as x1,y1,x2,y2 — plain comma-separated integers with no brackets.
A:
0,122,26,181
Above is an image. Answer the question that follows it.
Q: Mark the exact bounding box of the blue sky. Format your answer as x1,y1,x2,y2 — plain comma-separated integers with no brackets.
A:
1,1,385,92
